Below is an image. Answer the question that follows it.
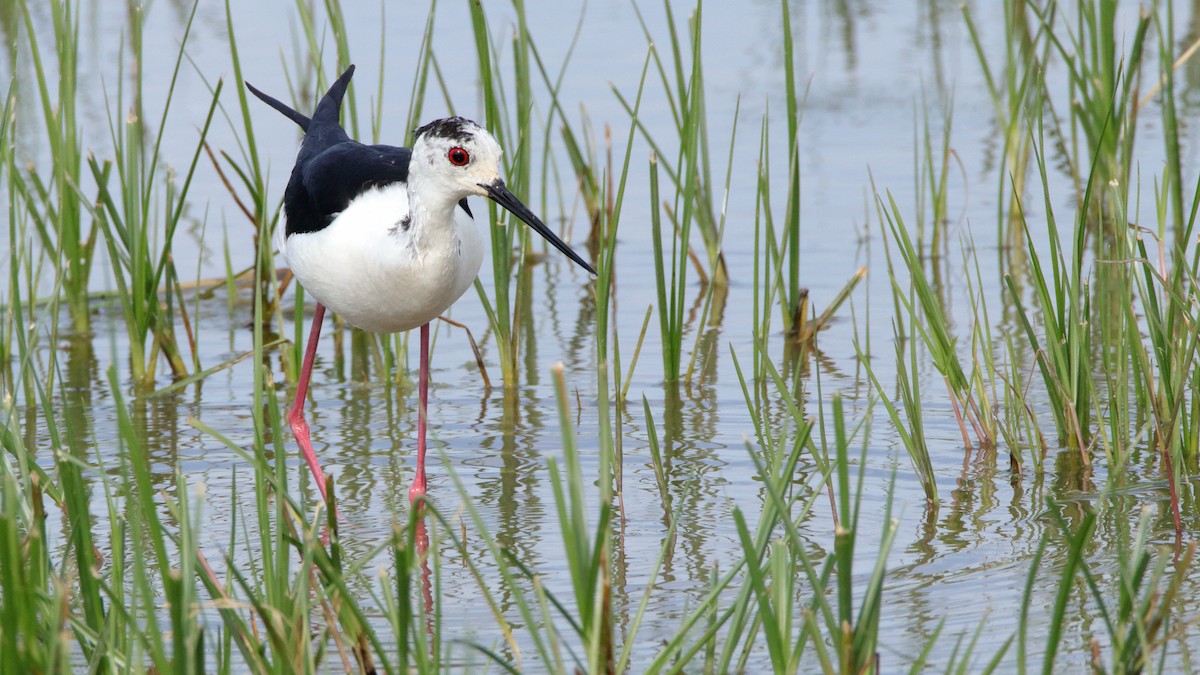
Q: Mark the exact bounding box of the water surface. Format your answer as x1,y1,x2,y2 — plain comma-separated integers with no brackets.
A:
7,0,1200,671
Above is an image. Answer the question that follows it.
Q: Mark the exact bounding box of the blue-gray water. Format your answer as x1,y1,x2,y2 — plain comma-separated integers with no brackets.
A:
7,0,1200,671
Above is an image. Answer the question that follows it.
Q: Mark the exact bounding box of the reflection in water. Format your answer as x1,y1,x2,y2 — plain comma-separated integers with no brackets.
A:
415,518,434,639
1185,0,1200,103
496,389,543,555
559,264,598,374
62,336,97,455
11,0,1200,669
658,381,726,584
464,386,547,660
132,390,189,497
516,268,538,389
333,363,379,507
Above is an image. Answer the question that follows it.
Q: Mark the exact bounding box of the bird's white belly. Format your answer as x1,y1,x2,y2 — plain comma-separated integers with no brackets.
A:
279,184,485,333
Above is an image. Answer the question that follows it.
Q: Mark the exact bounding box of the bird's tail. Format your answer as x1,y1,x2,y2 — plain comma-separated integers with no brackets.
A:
243,64,356,133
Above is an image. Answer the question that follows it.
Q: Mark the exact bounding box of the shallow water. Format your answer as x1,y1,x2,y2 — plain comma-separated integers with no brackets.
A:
7,0,1200,671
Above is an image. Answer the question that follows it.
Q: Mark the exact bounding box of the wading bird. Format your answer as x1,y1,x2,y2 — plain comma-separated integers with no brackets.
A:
246,65,595,505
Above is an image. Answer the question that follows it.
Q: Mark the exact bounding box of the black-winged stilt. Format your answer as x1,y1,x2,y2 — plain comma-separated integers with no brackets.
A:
246,65,595,505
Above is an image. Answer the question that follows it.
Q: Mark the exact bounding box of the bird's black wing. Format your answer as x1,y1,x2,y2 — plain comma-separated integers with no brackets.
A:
305,143,412,216
244,65,356,136
283,142,411,236
245,81,312,131
284,142,473,236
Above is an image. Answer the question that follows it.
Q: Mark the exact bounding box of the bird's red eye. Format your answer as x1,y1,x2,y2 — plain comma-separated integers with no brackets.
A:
448,147,470,166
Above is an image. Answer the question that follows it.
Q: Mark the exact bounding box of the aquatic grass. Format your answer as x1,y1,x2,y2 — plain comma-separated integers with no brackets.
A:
81,2,217,387
110,366,207,672
855,323,937,504
716,388,903,674
641,395,675,534
681,102,737,385
399,0,440,146
960,232,1003,455
647,85,736,386
913,93,954,258
7,210,59,423
750,112,793,387
623,2,748,385
0,456,65,673
548,363,615,672
1151,5,1188,245
728,420,825,674
202,0,301,388
179,225,419,672
876,190,987,449
186,431,406,672
994,330,1051,473
523,5,595,246
824,395,893,675
594,51,651,395
962,0,1049,249
466,0,521,390
1105,7,1200,518
289,0,365,140
404,338,815,672
379,516,443,673
1123,219,1200,531
620,0,728,289
28,392,102,669
1019,500,1197,673
647,152,690,383
776,0,804,338
434,459,571,670
1094,183,1139,470
751,96,862,379
640,395,823,673
1004,115,1094,453
1035,0,1151,233
726,346,914,673
733,341,834,513
1,315,225,672
0,332,74,671
467,0,594,391
1081,506,1195,673
555,105,604,244
4,0,1200,672
14,0,93,335
585,53,652,498
0,83,23,391
413,365,625,672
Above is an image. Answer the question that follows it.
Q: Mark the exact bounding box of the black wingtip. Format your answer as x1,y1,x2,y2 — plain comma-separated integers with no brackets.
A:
245,64,356,133
311,64,356,127
245,80,311,131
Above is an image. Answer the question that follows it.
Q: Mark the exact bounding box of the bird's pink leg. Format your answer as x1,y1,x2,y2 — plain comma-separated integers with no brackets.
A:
288,303,330,502
408,322,430,504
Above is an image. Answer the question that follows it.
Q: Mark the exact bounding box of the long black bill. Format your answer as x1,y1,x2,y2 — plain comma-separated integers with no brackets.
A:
482,180,597,276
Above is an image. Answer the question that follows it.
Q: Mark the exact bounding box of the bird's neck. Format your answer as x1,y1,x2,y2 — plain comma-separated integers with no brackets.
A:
406,178,465,239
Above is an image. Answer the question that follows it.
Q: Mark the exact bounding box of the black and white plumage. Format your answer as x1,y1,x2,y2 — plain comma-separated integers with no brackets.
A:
246,65,595,504
248,65,593,333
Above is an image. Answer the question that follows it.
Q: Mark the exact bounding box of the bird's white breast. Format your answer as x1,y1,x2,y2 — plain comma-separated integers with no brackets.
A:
278,183,485,333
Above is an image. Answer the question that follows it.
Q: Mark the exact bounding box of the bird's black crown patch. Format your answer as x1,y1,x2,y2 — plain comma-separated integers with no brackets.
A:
415,117,479,143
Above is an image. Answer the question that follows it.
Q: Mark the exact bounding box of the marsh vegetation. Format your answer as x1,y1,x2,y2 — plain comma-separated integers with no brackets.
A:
2,0,1200,672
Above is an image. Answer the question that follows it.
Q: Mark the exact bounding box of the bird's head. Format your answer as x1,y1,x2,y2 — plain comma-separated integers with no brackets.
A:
412,117,504,198
412,116,596,276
